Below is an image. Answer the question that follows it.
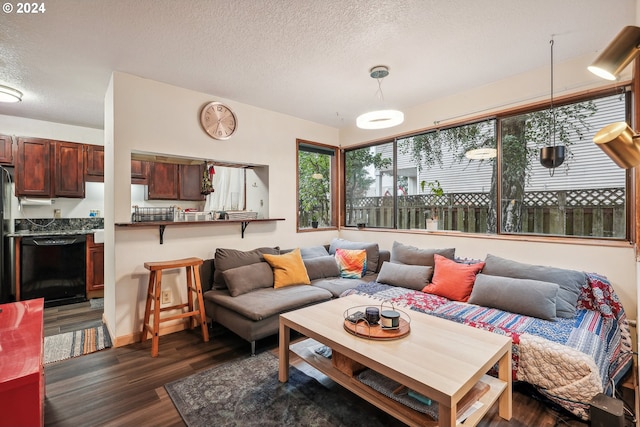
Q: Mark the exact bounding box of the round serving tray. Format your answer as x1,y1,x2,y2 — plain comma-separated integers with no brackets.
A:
343,304,411,341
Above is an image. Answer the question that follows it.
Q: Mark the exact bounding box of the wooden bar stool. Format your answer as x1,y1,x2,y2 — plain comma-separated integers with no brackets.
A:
141,257,210,357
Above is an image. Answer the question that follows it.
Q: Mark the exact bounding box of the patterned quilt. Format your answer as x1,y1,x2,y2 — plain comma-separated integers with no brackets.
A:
341,273,633,420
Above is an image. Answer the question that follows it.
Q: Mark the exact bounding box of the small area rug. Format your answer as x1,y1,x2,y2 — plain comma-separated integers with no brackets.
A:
44,324,112,364
165,352,404,427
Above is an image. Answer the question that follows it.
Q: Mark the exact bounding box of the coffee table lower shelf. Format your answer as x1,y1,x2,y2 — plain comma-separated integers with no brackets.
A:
289,339,507,427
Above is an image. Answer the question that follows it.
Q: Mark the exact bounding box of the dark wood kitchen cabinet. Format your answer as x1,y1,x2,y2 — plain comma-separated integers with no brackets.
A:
147,162,179,199
84,144,104,182
131,159,149,184
146,162,205,201
15,138,85,198
179,163,206,201
15,137,52,197
53,141,85,197
0,134,14,165
86,234,104,292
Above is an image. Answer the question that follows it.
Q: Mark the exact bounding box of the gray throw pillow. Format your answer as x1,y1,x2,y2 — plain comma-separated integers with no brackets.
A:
213,247,280,289
303,256,340,280
389,241,455,280
328,238,379,273
468,274,559,320
376,261,433,291
222,262,274,297
300,246,330,259
482,254,586,318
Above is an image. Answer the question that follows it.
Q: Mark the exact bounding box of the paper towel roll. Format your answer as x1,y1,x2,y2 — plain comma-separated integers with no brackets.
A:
20,197,53,206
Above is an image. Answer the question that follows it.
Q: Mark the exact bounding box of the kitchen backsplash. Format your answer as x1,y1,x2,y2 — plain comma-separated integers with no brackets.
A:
14,218,104,232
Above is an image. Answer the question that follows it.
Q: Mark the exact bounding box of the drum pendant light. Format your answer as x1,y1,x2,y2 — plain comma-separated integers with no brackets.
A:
540,37,565,173
356,66,404,130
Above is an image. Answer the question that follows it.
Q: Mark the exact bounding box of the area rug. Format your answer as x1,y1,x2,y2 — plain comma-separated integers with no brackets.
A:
44,324,112,364
165,352,405,427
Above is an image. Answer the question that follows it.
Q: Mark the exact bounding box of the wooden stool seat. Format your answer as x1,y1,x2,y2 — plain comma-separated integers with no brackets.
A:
141,257,209,357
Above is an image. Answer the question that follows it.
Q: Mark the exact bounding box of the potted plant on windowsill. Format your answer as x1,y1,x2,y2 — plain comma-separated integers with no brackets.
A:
311,214,319,229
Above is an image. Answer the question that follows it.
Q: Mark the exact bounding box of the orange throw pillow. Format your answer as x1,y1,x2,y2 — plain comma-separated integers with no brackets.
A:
422,254,485,302
263,248,311,288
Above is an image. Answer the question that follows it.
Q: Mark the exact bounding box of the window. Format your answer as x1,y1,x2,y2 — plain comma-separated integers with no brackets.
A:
344,142,394,227
499,93,627,238
396,121,496,232
343,89,630,240
297,140,337,230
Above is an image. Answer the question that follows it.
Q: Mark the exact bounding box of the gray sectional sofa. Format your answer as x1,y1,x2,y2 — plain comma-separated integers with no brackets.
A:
202,238,390,354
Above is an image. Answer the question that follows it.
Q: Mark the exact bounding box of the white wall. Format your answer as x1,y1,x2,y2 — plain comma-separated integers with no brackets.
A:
106,72,340,343
339,52,637,321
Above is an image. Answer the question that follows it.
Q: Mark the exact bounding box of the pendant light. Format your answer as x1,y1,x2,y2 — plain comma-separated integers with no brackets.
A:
539,37,565,173
356,66,404,130
0,85,22,103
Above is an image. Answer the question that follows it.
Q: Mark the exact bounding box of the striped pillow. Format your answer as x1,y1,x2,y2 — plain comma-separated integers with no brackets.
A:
335,248,367,278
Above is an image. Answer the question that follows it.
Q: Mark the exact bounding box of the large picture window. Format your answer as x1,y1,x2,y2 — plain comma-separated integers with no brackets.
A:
343,90,630,240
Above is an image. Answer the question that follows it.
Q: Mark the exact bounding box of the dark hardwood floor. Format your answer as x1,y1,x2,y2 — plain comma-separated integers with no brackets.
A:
43,303,594,427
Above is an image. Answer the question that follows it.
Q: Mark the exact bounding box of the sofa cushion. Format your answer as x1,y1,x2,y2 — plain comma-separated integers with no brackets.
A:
422,254,484,302
263,248,311,288
300,246,330,259
335,248,367,278
303,256,340,281
389,241,455,280
329,238,379,273
311,272,377,297
213,247,280,289
222,262,274,297
376,261,432,291
482,254,585,318
205,286,332,321
468,273,559,320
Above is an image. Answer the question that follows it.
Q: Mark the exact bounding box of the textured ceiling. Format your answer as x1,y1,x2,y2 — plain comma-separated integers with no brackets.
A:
0,0,636,130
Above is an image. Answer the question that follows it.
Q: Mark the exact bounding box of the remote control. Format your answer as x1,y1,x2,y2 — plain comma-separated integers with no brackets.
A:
346,311,366,323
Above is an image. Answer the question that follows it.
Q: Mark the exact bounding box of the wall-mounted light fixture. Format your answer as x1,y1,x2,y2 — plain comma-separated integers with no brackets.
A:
589,26,640,168
356,66,404,130
0,85,23,103
588,26,640,81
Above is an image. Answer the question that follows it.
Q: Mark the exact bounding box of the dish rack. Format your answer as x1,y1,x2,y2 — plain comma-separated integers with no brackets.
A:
132,206,175,222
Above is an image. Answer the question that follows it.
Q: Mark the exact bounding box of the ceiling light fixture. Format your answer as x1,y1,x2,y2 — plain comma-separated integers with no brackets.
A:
0,85,23,103
589,26,640,168
356,66,404,130
588,26,640,81
464,148,497,160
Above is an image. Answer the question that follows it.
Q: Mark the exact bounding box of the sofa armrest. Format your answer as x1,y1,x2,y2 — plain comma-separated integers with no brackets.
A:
376,249,390,273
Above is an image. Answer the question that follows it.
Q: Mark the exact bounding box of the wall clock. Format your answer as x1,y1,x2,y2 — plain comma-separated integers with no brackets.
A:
200,101,237,140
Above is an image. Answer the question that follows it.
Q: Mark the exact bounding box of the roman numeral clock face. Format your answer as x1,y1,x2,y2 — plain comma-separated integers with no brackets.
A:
200,102,237,140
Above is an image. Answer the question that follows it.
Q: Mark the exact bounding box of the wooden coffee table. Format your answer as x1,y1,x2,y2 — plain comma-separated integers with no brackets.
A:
279,294,512,427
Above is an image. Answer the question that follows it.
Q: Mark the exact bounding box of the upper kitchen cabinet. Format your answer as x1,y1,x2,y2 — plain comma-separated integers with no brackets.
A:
179,163,206,201
53,141,85,198
147,162,179,200
146,162,205,201
131,159,149,184
0,134,14,165
15,137,52,197
84,144,104,182
15,138,85,198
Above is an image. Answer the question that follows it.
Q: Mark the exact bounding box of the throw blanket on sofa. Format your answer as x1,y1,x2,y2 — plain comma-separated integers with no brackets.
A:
341,273,633,420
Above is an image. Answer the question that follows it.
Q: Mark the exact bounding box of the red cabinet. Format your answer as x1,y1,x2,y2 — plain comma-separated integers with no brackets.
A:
0,298,45,427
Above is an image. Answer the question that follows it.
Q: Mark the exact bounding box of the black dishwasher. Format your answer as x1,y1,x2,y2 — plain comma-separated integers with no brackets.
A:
20,234,86,307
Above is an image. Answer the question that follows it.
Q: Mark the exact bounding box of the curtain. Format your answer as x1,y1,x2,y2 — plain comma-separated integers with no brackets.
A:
204,167,245,212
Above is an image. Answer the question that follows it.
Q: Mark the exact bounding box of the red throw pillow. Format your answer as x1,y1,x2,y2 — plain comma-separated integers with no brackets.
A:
422,254,485,302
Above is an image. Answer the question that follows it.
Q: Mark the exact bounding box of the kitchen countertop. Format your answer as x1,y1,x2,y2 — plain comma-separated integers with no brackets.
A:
7,229,101,237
